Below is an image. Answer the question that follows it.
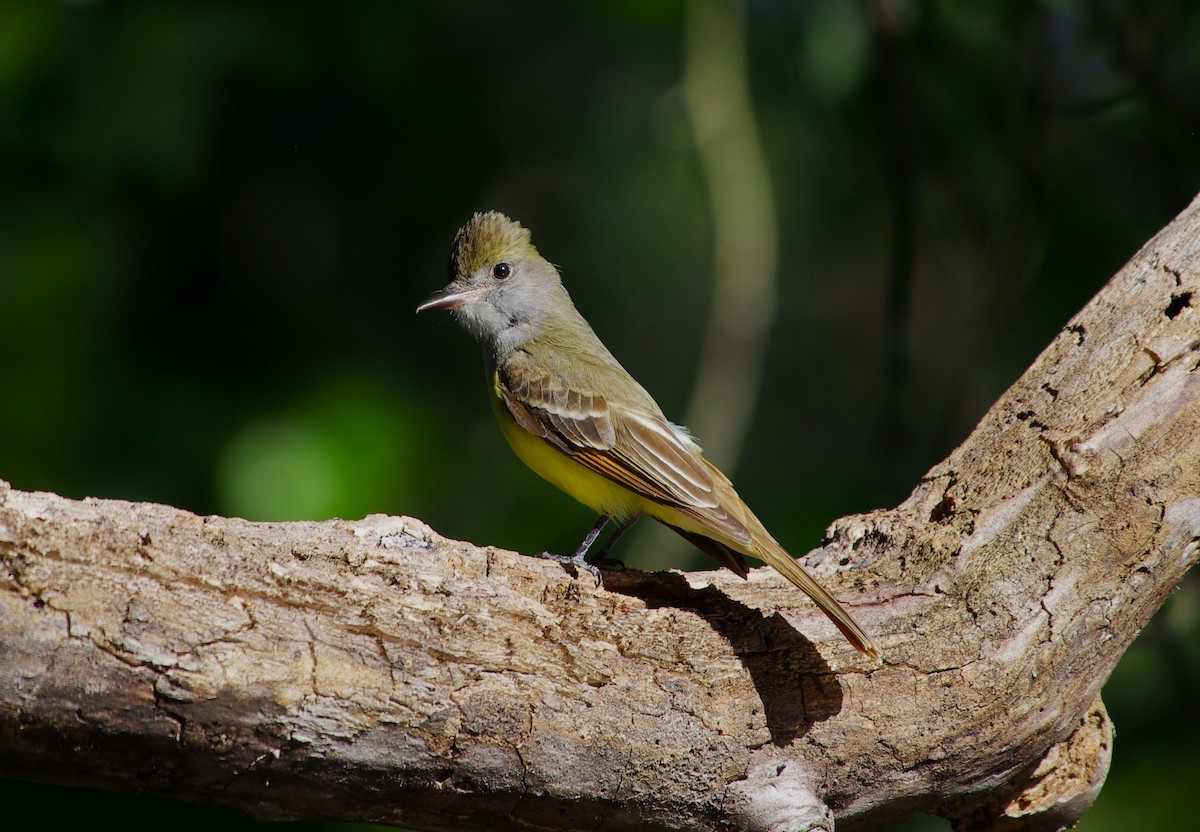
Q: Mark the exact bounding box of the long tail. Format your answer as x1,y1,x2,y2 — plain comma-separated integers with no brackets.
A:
662,517,879,661
664,519,879,661
754,536,880,662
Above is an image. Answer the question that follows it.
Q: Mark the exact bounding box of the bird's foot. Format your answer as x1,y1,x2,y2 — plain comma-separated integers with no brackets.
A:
537,550,605,584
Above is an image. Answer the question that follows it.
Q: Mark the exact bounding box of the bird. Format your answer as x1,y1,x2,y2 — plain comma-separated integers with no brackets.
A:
417,211,878,661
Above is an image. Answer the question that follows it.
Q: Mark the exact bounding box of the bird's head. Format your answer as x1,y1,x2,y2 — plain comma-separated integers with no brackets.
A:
417,211,567,354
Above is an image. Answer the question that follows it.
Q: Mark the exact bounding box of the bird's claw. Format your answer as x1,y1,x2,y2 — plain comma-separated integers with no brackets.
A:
538,550,605,584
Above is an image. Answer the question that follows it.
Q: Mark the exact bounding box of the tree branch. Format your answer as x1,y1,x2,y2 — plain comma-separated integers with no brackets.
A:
2,195,1199,831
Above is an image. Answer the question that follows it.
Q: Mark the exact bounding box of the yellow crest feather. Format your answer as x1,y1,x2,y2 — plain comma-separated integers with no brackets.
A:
449,211,537,278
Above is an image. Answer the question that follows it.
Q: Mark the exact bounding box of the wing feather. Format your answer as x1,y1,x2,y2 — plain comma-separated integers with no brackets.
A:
497,352,751,546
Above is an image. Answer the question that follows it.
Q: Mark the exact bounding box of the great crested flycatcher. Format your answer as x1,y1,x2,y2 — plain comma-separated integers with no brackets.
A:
418,211,878,661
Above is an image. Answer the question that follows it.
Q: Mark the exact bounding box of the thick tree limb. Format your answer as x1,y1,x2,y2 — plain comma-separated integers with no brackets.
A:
2,197,1199,832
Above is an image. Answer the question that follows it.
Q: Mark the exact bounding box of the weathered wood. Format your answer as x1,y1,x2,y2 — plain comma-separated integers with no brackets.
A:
1,195,1198,831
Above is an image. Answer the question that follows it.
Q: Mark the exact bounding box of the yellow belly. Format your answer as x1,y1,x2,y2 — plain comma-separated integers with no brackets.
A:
489,373,644,521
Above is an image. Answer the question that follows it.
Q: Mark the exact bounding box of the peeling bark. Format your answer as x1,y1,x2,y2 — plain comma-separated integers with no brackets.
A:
2,195,1199,831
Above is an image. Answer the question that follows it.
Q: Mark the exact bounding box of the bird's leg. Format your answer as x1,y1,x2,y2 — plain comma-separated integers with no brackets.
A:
539,515,612,581
539,515,640,581
588,516,637,569
574,515,612,559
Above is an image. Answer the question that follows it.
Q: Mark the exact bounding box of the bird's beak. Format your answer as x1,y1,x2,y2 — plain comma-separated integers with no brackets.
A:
416,284,481,313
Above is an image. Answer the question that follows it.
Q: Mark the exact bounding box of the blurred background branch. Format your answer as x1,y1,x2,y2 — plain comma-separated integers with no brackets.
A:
633,0,779,564
680,0,778,465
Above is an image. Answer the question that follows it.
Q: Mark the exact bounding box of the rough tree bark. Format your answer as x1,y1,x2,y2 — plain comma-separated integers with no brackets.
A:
2,196,1199,832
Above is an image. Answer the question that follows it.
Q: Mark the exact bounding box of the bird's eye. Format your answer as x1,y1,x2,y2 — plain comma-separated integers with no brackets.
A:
492,263,511,280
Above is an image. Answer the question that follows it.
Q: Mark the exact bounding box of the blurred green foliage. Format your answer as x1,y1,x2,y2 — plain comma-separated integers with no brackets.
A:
0,1,1197,830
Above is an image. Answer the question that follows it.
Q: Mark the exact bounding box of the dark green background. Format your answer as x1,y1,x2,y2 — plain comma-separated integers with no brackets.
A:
1,1,1197,830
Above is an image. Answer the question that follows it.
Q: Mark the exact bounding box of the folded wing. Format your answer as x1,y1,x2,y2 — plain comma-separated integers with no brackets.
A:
497,352,752,548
